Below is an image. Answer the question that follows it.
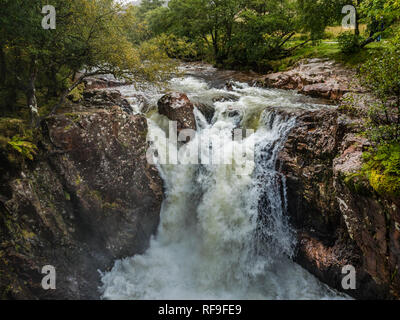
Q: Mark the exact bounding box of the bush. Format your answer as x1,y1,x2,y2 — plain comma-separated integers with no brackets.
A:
359,42,400,143
7,135,38,161
338,32,362,54
0,118,38,171
362,143,400,198
150,34,201,61
357,39,400,199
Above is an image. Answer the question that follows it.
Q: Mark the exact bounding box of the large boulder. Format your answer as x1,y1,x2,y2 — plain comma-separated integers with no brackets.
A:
158,92,197,133
262,58,363,101
0,106,163,299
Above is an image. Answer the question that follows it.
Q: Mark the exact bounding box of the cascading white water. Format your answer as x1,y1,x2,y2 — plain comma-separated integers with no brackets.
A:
100,65,345,300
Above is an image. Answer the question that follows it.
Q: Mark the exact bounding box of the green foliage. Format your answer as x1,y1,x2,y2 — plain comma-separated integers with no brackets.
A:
360,0,400,24
228,2,299,70
0,118,28,139
297,0,348,39
362,143,400,197
357,35,400,199
0,0,175,120
149,0,332,69
360,40,400,143
7,135,38,161
138,0,166,18
150,34,200,61
0,117,40,171
343,172,373,197
338,32,363,54
68,83,85,103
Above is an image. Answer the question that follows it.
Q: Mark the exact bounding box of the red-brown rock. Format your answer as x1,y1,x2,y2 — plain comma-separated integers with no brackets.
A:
158,92,197,133
263,59,363,101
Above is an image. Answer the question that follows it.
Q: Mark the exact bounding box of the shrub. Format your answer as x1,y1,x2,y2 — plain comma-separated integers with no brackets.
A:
0,118,38,166
362,143,400,198
150,34,200,61
7,135,38,161
338,32,362,54
359,42,400,143
357,39,400,198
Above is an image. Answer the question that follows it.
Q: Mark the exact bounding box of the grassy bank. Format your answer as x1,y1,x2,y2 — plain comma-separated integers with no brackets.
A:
270,38,389,72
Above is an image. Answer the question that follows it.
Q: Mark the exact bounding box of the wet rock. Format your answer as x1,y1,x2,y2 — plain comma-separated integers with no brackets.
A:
277,106,400,299
224,81,234,91
223,106,241,119
82,89,133,114
83,76,127,90
195,103,215,123
158,92,197,133
263,59,363,101
212,93,240,103
0,106,163,299
130,94,150,114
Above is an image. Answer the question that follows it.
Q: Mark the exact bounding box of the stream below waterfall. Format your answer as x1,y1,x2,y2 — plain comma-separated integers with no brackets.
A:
100,64,347,300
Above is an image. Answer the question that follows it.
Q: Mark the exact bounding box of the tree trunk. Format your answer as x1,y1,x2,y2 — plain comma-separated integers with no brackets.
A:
27,57,39,127
45,65,58,99
355,1,360,36
211,30,220,64
355,12,360,36
0,42,6,87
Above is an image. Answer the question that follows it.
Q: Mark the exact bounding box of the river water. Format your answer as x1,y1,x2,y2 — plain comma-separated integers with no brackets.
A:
100,64,345,300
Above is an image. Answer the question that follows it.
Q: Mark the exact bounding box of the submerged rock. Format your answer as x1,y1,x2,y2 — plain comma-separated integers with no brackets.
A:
194,103,215,123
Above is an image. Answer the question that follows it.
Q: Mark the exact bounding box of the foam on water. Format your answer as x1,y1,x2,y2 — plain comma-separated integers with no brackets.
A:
100,69,346,300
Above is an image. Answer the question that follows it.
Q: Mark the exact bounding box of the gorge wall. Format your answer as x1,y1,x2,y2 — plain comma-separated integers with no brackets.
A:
0,92,163,299
267,60,400,299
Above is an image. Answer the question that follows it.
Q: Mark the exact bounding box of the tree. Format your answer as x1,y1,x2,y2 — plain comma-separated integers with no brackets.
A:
231,0,302,65
0,0,173,125
138,0,165,17
360,0,400,46
163,0,314,68
297,0,348,39
359,38,400,197
165,0,244,65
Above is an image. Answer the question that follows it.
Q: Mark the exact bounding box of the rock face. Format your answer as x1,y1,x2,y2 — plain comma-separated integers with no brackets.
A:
83,76,127,90
277,105,400,299
0,106,163,299
82,89,133,114
158,92,197,133
262,59,363,101
195,103,215,123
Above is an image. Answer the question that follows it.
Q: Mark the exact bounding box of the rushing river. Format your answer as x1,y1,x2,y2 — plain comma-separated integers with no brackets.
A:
100,64,345,300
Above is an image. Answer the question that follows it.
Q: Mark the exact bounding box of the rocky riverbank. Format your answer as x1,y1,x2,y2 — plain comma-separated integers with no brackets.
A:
272,62,400,299
0,91,163,299
260,58,364,101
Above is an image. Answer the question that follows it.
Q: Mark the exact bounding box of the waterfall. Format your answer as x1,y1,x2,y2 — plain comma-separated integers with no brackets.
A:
100,67,344,300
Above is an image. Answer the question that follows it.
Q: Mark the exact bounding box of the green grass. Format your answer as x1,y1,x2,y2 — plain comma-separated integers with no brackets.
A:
271,39,389,72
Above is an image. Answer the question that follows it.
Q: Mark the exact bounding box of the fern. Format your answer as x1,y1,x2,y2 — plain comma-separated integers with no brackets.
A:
7,135,38,161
